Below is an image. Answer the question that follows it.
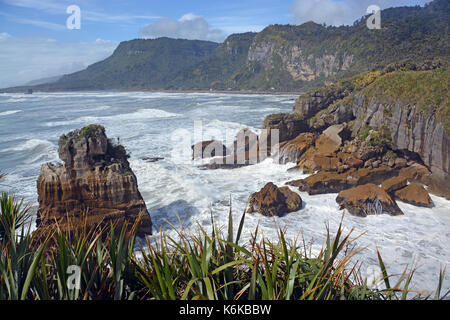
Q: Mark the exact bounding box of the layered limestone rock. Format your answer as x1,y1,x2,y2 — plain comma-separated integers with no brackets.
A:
247,183,302,217
263,113,307,143
192,140,228,159
247,35,353,83
350,94,449,182
273,133,315,164
293,124,352,173
206,128,274,169
293,86,349,120
36,125,152,236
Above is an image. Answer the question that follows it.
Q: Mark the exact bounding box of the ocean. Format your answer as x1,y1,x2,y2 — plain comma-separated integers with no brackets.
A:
0,91,449,294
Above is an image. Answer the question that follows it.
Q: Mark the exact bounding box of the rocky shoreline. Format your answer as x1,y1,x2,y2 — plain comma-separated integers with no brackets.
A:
194,61,448,219
33,61,448,236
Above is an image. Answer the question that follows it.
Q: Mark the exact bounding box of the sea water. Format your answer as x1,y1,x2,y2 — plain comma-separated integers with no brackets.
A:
0,91,449,295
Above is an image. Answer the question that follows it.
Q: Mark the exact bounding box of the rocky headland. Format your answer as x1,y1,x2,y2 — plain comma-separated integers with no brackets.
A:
200,60,448,217
36,125,152,236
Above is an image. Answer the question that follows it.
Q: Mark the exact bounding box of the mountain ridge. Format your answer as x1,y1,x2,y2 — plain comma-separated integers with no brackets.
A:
1,0,448,93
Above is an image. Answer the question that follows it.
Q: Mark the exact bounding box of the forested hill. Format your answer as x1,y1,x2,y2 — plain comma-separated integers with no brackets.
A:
47,37,220,90
2,0,448,93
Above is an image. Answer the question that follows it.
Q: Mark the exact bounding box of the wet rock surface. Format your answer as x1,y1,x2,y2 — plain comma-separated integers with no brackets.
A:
394,183,434,207
336,183,404,217
247,182,302,217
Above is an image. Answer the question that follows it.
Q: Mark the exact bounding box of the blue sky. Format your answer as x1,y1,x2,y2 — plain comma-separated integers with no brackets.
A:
0,0,431,87
0,0,295,42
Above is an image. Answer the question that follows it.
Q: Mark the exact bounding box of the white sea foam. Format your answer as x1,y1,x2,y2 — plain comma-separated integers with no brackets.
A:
130,154,450,294
0,110,22,116
1,91,449,295
2,139,53,152
44,108,181,127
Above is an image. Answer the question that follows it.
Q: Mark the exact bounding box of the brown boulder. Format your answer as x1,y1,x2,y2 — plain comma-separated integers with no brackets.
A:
381,176,408,193
345,158,364,169
37,125,152,236
247,183,302,217
279,186,303,212
336,184,404,217
394,183,433,207
315,124,348,155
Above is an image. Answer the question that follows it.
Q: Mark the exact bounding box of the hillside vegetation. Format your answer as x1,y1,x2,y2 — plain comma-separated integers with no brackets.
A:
1,0,448,93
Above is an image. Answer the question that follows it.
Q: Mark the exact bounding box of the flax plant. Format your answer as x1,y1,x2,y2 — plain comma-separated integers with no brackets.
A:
0,192,448,300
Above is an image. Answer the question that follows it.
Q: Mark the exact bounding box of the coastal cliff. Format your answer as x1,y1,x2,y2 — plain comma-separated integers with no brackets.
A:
291,61,449,191
36,125,152,236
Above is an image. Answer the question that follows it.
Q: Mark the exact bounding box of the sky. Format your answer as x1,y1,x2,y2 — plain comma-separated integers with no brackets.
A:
0,0,432,88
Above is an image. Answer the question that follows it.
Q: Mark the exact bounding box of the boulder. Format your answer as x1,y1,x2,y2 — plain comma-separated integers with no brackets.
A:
315,124,349,155
295,124,352,173
394,158,407,169
279,186,303,212
247,183,302,217
345,158,364,169
37,125,152,236
336,184,404,217
394,183,433,207
381,176,408,193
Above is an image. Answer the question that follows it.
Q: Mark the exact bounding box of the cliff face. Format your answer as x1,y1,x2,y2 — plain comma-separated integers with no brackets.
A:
247,40,353,82
37,125,152,236
351,95,449,180
285,63,449,196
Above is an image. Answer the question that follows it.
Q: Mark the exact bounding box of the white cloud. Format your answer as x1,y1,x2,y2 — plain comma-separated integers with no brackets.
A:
1,0,160,24
291,0,432,26
0,34,118,88
139,13,226,42
0,32,12,40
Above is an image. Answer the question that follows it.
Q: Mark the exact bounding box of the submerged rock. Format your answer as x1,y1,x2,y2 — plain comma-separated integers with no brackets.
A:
336,183,404,217
142,157,164,162
247,182,302,217
37,124,152,236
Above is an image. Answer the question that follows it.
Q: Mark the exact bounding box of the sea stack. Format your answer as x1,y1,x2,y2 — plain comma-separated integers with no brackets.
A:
36,124,152,236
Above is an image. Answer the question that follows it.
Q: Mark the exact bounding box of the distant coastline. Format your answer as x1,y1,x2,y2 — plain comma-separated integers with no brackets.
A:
0,88,303,96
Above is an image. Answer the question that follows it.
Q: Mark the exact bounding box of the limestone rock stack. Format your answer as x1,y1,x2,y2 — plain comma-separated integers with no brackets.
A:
36,125,152,236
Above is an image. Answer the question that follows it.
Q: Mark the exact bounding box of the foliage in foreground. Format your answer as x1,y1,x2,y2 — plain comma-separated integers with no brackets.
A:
0,192,448,300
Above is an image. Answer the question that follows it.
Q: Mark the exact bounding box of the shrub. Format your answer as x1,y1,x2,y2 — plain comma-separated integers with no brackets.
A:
0,194,448,300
